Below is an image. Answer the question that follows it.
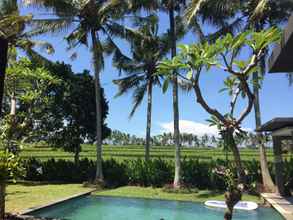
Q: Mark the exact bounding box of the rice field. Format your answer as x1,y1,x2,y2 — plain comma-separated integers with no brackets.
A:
18,144,293,162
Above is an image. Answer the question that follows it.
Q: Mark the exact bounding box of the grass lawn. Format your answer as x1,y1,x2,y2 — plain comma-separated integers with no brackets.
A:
6,184,261,214
95,186,261,204
6,183,93,214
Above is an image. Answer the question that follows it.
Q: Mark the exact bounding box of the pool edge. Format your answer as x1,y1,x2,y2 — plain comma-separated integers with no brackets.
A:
20,189,96,215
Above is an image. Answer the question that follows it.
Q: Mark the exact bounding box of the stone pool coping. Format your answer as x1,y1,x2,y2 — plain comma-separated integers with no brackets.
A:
261,193,293,220
20,189,96,215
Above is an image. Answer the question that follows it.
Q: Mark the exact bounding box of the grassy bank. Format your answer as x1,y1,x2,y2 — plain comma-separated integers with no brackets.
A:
95,186,261,203
6,183,93,213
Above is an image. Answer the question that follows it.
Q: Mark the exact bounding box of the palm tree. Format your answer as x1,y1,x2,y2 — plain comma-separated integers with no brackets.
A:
113,15,168,161
164,0,187,188
245,0,293,193
128,0,186,187
28,0,131,182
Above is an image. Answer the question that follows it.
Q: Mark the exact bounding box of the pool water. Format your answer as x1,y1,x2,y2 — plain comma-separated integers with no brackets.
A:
30,196,284,220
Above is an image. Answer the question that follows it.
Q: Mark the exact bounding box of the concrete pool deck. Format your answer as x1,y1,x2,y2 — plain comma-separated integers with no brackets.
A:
20,189,96,215
262,193,293,220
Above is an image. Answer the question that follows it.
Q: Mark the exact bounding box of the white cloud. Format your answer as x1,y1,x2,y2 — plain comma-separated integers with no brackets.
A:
159,120,219,137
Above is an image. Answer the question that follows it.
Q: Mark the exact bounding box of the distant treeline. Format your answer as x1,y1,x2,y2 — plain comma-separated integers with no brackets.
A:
103,130,274,148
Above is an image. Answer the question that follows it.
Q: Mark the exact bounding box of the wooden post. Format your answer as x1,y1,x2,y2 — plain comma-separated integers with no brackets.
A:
272,136,285,196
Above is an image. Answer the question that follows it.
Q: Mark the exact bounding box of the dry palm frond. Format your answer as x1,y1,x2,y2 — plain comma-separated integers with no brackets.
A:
250,0,269,21
184,0,208,25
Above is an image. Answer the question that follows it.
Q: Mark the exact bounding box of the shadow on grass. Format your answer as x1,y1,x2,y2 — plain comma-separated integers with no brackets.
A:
6,190,28,196
9,180,74,187
196,190,222,199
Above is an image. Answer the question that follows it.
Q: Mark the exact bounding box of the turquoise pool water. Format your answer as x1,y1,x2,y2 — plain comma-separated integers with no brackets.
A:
30,196,284,220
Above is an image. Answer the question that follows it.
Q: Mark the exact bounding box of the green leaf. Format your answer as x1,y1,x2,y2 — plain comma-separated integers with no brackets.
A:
186,70,193,80
162,78,169,93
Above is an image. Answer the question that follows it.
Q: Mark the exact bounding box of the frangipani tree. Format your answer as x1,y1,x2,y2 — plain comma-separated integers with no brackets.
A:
158,28,280,219
0,58,60,153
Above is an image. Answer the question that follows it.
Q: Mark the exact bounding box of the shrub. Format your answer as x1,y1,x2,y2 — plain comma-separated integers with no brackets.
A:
21,157,293,191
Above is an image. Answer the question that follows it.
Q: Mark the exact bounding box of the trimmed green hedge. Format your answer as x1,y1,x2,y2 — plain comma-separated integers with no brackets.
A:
22,157,293,190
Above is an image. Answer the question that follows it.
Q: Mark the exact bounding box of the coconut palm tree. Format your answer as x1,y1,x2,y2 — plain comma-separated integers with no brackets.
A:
128,0,186,187
113,15,169,161
243,0,293,192
27,0,132,182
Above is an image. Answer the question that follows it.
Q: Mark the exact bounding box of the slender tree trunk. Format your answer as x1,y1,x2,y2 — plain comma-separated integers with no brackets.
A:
224,189,242,220
253,72,275,193
169,1,181,188
0,37,8,118
91,30,103,182
10,95,16,116
0,182,5,220
145,80,153,161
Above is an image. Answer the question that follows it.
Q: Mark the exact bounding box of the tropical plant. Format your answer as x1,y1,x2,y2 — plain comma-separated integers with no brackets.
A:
184,0,293,193
158,27,281,220
113,14,169,161
0,151,24,220
244,0,293,193
26,0,132,182
0,57,60,153
158,27,281,184
0,0,55,117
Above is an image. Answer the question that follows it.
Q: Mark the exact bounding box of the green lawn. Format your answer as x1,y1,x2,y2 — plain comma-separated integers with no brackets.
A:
6,184,261,214
16,144,292,162
95,186,261,204
6,183,93,214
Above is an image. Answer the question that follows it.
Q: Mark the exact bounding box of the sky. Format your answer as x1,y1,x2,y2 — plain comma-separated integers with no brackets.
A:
19,3,293,137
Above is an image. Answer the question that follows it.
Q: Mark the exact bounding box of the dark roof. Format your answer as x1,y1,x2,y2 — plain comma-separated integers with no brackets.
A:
268,14,293,73
257,118,293,132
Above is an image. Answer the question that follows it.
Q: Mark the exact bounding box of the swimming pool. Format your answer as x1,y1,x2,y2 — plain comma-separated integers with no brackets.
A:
30,196,284,220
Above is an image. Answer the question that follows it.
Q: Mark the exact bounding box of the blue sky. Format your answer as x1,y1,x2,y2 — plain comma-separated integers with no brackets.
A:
20,4,293,137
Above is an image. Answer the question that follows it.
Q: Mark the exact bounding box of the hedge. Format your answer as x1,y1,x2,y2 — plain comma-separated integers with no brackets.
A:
22,157,293,190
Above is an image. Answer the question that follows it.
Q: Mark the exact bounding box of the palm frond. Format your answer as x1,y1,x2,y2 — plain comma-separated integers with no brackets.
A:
113,74,145,97
99,0,127,19
184,0,208,25
27,18,75,37
188,17,205,42
22,0,77,16
129,82,148,118
250,0,269,21
0,14,32,39
205,16,244,43
66,26,88,48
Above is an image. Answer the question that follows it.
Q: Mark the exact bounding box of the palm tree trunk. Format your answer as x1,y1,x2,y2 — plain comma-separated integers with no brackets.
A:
0,37,8,118
0,182,5,220
91,29,103,182
253,72,275,192
169,1,181,188
145,80,153,161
